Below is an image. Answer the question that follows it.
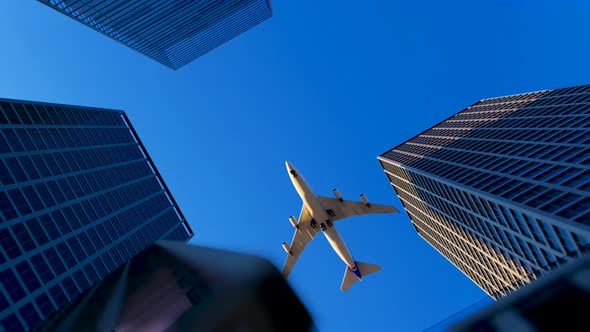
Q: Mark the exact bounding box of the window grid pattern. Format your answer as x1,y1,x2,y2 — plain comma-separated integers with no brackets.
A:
0,99,191,331
36,0,273,70
378,84,590,300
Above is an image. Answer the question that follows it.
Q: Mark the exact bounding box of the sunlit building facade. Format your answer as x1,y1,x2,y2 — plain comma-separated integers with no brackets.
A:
378,84,590,300
37,0,273,70
0,98,192,331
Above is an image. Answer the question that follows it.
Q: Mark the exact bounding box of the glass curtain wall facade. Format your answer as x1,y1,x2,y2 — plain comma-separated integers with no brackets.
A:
0,98,192,331
36,0,273,70
378,84,590,300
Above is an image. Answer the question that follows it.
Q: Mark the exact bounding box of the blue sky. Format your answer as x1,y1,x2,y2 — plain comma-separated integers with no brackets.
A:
2,1,590,331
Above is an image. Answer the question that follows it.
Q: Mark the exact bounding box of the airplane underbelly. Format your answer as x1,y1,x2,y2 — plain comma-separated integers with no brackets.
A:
304,195,329,221
309,209,328,221
323,229,355,267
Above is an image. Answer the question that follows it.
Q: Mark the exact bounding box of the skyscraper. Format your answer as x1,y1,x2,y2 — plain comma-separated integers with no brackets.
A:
378,84,590,300
36,0,273,70
0,98,192,331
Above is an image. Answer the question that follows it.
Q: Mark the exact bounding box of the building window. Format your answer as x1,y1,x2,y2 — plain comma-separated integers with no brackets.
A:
73,270,90,293
56,242,77,269
83,264,99,285
6,189,31,217
0,268,26,302
1,313,25,332
43,247,66,276
14,261,41,292
18,303,41,329
30,253,55,284
0,228,22,259
0,191,18,220
49,284,68,308
0,290,8,312
61,276,80,300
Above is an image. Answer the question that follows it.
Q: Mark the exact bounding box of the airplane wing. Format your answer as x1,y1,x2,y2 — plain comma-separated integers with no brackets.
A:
282,204,319,278
318,195,398,222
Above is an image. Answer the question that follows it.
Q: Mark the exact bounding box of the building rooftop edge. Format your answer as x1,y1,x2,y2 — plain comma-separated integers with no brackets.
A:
378,82,590,161
376,100,480,160
0,97,124,114
477,82,590,102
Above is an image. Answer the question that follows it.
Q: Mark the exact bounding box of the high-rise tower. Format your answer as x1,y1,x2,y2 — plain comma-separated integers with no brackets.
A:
0,98,192,331
378,84,590,299
36,0,273,70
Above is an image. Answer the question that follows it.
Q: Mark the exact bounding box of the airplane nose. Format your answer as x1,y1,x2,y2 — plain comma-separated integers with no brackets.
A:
286,161,298,177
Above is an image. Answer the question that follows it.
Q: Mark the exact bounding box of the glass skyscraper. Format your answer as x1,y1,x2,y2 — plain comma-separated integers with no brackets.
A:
36,0,273,70
0,98,192,331
378,84,590,300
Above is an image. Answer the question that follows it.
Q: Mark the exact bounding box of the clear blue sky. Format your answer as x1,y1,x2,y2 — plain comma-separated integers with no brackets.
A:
2,1,590,331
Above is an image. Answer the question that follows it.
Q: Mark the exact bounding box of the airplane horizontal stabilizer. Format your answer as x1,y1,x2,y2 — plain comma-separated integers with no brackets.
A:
357,261,381,276
340,261,381,292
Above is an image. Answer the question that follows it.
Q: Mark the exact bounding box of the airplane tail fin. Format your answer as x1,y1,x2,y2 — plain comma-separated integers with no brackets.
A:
340,261,381,292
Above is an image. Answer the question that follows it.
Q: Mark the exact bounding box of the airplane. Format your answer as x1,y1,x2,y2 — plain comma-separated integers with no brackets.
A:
281,161,399,291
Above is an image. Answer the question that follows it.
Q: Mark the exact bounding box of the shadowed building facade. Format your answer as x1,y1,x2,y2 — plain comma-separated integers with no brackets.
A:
0,99,192,331
36,0,273,70
378,84,590,300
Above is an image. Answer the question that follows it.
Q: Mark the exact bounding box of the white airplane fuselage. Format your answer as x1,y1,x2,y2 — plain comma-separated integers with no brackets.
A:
286,162,358,272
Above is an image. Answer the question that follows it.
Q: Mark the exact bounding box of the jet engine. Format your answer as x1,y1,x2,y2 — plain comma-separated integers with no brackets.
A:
289,216,299,229
332,189,343,202
282,242,292,255
360,194,370,207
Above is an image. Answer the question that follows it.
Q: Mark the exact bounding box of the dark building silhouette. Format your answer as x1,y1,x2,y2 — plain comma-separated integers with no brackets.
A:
379,84,590,300
448,254,590,332
0,98,192,331
30,241,314,332
36,0,273,70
